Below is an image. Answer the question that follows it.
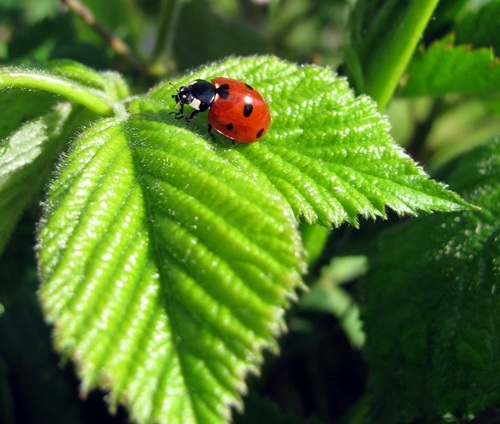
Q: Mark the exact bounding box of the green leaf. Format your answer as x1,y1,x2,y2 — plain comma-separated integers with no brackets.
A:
0,89,60,140
424,0,469,40
300,223,330,266
144,56,468,227
402,36,500,97
456,1,500,57
37,117,304,423
300,256,367,348
364,138,500,422
0,102,72,255
0,61,130,254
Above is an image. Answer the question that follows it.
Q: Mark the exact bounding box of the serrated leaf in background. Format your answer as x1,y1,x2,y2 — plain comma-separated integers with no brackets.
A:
146,57,468,227
456,0,500,57
364,138,500,422
402,36,500,97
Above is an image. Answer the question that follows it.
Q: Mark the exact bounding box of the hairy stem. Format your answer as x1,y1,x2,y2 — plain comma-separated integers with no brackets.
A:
0,70,114,116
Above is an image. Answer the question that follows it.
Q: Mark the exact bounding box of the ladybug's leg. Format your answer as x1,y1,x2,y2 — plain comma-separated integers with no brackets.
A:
186,110,199,122
170,103,185,119
207,123,215,139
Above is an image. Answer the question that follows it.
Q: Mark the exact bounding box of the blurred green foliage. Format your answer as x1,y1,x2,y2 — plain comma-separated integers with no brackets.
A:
0,0,499,423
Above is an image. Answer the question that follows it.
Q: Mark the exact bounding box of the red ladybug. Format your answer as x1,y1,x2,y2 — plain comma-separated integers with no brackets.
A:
172,77,271,143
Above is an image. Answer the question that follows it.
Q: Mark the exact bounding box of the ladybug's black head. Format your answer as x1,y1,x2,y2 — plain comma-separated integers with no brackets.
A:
172,79,216,112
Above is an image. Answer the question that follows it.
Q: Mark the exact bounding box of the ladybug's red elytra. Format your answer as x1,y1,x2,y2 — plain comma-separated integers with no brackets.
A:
172,77,271,143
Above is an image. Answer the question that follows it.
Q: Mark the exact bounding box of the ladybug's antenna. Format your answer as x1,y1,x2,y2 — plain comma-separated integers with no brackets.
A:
170,82,180,100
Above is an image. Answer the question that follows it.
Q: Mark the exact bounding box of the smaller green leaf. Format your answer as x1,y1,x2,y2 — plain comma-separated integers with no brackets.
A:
402,36,500,97
300,223,329,266
0,103,72,254
456,1,500,57
300,256,367,348
364,138,500,422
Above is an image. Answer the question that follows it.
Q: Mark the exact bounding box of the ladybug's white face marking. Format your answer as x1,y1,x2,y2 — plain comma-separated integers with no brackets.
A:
189,97,202,110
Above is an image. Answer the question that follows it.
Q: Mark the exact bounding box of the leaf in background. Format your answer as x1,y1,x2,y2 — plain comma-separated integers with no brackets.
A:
300,256,367,348
0,89,60,140
145,56,468,227
38,117,304,423
171,2,266,71
456,0,500,57
364,138,500,422
423,0,469,42
401,36,500,97
0,103,71,255
18,0,58,23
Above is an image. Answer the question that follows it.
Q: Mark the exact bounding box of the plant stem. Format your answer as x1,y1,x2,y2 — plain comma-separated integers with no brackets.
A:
61,0,144,72
363,0,440,110
0,70,114,116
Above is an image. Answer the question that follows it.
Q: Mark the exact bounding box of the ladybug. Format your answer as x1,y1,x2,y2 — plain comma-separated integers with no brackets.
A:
172,77,271,143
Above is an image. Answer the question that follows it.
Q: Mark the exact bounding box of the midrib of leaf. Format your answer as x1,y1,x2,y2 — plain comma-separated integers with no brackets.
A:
126,124,302,421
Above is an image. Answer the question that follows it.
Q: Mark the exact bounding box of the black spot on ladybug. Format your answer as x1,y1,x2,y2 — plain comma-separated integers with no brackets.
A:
256,128,265,138
245,83,254,90
226,123,234,130
243,104,253,118
217,84,230,99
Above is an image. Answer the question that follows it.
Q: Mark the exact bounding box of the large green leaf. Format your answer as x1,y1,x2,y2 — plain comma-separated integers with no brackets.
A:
364,138,500,422
35,56,469,423
402,36,500,97
38,117,304,423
